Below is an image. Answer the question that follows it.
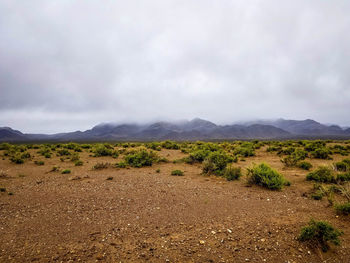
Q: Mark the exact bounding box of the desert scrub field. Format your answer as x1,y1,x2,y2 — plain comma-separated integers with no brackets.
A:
1,140,350,262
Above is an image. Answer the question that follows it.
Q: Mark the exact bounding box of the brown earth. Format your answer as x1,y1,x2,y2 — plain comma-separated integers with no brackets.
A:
0,147,350,263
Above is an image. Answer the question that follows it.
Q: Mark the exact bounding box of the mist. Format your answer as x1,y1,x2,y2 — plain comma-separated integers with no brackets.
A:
1,0,350,133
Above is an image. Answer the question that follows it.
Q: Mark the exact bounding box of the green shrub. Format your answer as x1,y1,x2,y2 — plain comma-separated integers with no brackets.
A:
311,191,324,200
267,146,282,152
187,149,211,164
298,219,343,252
70,153,80,162
171,170,184,176
34,160,45,166
20,152,31,159
281,156,298,167
115,161,127,168
336,172,350,182
335,159,350,172
124,150,157,167
234,144,255,157
202,151,232,176
50,166,60,172
75,160,83,166
304,141,326,152
278,147,295,156
156,169,160,173
146,142,161,151
57,149,71,156
0,187,6,192
92,144,118,157
38,147,51,158
161,140,179,149
306,166,335,183
297,161,313,170
224,166,242,181
61,169,71,174
281,148,307,166
311,148,331,159
0,143,11,151
10,155,24,164
335,202,350,215
247,163,286,190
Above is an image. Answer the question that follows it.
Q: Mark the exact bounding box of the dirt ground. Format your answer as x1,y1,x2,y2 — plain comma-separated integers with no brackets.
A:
1,146,350,263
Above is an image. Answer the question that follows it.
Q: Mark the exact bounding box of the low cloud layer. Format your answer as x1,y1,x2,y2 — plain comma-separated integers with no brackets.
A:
1,0,349,133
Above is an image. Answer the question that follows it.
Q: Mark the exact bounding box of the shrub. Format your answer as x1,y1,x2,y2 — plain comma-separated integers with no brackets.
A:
335,159,350,172
124,150,157,168
34,160,45,166
38,147,51,158
224,166,242,181
0,187,6,192
311,191,324,200
115,161,127,168
106,176,113,180
171,170,184,176
247,163,286,190
306,166,335,183
61,169,71,174
146,142,161,151
75,160,83,166
304,141,326,152
187,149,211,164
297,161,313,170
161,140,179,150
335,202,350,215
202,151,232,176
57,149,71,156
234,144,255,157
156,169,160,173
0,143,11,151
267,146,282,152
92,144,118,157
281,156,298,167
93,162,110,170
311,148,331,159
298,219,343,252
70,153,80,162
21,152,31,159
50,166,60,172
10,155,24,164
336,172,350,182
278,146,295,156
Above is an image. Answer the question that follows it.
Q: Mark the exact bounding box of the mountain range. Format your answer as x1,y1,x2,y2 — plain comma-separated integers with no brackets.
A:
1,118,350,142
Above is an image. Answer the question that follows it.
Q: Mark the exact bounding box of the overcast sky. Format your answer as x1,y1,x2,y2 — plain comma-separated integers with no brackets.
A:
0,0,349,133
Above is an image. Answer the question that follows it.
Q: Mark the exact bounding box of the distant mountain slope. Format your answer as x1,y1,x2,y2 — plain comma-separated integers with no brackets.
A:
241,118,348,136
1,118,349,142
0,127,27,141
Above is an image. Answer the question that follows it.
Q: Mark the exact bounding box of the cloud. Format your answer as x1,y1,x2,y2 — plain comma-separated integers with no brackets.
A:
0,0,349,133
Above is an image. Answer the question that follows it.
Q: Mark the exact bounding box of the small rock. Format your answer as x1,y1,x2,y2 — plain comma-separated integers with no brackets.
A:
199,240,205,244
68,176,81,181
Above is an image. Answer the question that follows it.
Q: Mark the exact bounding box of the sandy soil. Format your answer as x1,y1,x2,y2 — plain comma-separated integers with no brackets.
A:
0,146,350,263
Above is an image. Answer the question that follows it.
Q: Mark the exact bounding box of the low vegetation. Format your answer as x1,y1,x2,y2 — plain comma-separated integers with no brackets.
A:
124,150,158,168
335,202,350,215
298,219,343,252
171,170,184,176
306,166,335,183
247,163,287,190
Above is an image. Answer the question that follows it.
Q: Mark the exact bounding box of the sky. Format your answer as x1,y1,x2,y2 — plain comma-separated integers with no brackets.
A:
0,0,350,134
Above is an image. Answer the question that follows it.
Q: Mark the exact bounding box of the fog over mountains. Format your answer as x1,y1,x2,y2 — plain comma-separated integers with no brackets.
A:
1,118,350,142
